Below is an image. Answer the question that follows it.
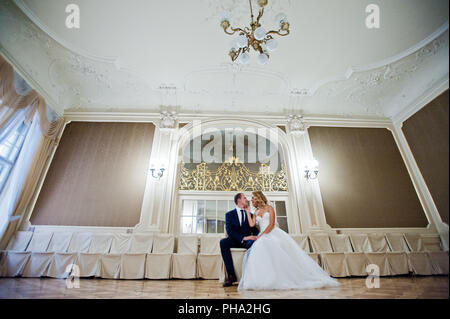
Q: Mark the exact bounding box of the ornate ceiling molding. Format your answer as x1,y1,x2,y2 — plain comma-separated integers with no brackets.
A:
303,21,449,97
1,0,448,118
13,0,119,65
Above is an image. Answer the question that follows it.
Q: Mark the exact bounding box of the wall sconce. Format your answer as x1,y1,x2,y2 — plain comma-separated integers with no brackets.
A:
150,162,166,180
304,159,319,180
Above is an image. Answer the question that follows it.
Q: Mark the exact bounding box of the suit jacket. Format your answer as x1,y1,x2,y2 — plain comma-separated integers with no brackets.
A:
225,208,259,244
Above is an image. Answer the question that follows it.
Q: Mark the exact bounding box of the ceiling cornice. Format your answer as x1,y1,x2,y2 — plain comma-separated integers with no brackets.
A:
392,76,449,126
13,0,118,65
306,21,449,96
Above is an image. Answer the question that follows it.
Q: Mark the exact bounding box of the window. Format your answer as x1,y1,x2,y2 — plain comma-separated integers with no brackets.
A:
180,198,289,234
0,121,29,193
180,199,231,234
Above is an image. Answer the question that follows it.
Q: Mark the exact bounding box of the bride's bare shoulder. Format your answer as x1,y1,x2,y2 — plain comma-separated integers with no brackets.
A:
262,205,274,213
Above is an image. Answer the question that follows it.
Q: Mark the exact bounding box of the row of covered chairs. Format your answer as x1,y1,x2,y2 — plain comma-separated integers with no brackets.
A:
290,232,448,277
0,231,225,279
1,231,448,280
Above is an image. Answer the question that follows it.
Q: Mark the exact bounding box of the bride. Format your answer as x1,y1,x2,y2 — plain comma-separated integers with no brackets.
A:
238,191,340,291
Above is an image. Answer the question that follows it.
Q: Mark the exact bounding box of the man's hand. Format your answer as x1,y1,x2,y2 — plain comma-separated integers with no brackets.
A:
243,235,258,241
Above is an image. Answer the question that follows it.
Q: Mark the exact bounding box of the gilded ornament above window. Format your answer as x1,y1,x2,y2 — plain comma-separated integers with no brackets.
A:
179,157,288,192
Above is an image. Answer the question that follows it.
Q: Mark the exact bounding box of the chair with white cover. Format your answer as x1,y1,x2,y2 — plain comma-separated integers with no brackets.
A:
47,232,73,253
77,233,112,277
404,234,434,275
68,232,93,253
218,246,248,283
384,233,410,275
386,233,410,252
428,251,449,275
309,234,333,253
26,232,53,252
46,232,77,279
345,234,370,277
365,233,391,276
5,231,33,251
422,235,443,252
0,231,33,277
22,251,55,278
329,234,353,253
404,233,425,251
308,253,321,265
311,234,344,276
22,232,55,277
291,235,311,252
120,233,153,279
100,233,131,279
321,251,349,277
46,252,78,279
197,235,223,279
345,252,369,277
421,235,447,275
408,252,434,275
172,235,198,279
145,234,174,279
231,248,247,281
128,233,154,253
349,234,371,252
367,233,390,252
88,233,113,254
0,251,31,277
324,234,353,271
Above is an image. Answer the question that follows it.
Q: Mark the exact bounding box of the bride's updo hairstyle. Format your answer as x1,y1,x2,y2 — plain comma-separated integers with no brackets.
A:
252,191,268,208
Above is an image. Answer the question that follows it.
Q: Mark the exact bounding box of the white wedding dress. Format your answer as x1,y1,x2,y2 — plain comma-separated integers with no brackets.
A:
238,212,340,291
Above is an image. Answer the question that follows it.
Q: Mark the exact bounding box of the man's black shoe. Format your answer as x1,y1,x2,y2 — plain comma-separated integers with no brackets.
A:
222,274,237,287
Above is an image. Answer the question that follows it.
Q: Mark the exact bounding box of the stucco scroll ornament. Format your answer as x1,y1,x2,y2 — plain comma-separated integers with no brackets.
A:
159,111,178,130
287,114,306,135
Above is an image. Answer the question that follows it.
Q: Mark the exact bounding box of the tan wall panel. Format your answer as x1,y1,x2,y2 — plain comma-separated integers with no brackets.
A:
30,122,155,227
402,90,449,224
308,126,428,228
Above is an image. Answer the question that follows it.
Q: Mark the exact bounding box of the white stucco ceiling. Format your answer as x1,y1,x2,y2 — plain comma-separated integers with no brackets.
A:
0,0,448,117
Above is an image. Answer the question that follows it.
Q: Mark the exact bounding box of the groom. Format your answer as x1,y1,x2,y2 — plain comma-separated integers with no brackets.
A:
220,193,259,287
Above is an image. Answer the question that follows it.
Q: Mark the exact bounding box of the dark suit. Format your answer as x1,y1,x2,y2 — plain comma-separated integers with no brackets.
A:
220,208,259,277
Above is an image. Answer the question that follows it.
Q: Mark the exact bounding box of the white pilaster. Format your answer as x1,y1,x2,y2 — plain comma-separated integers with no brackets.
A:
136,126,179,233
390,123,449,250
286,126,333,234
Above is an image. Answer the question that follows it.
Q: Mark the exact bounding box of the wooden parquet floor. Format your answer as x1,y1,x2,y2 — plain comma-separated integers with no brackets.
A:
0,276,448,299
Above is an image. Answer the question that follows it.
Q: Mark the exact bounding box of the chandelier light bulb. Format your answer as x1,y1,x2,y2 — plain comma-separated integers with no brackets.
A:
266,38,278,52
236,35,248,48
275,13,287,26
257,52,269,65
230,38,238,51
257,0,268,7
254,27,267,41
220,12,232,23
239,52,250,64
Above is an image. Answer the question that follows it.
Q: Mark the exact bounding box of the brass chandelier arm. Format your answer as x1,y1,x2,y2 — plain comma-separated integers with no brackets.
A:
249,0,255,23
256,8,264,26
266,29,290,37
223,26,251,37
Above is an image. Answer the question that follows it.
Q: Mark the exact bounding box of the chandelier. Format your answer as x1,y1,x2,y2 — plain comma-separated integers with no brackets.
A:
220,0,290,65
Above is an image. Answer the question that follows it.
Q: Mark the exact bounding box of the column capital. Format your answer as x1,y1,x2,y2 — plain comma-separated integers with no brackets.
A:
158,110,178,130
287,114,308,135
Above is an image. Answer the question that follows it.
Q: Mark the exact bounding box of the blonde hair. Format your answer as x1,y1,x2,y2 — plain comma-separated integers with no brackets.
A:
252,191,268,208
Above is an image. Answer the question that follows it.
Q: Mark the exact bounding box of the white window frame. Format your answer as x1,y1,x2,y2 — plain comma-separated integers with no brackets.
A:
177,190,291,235
0,121,29,193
